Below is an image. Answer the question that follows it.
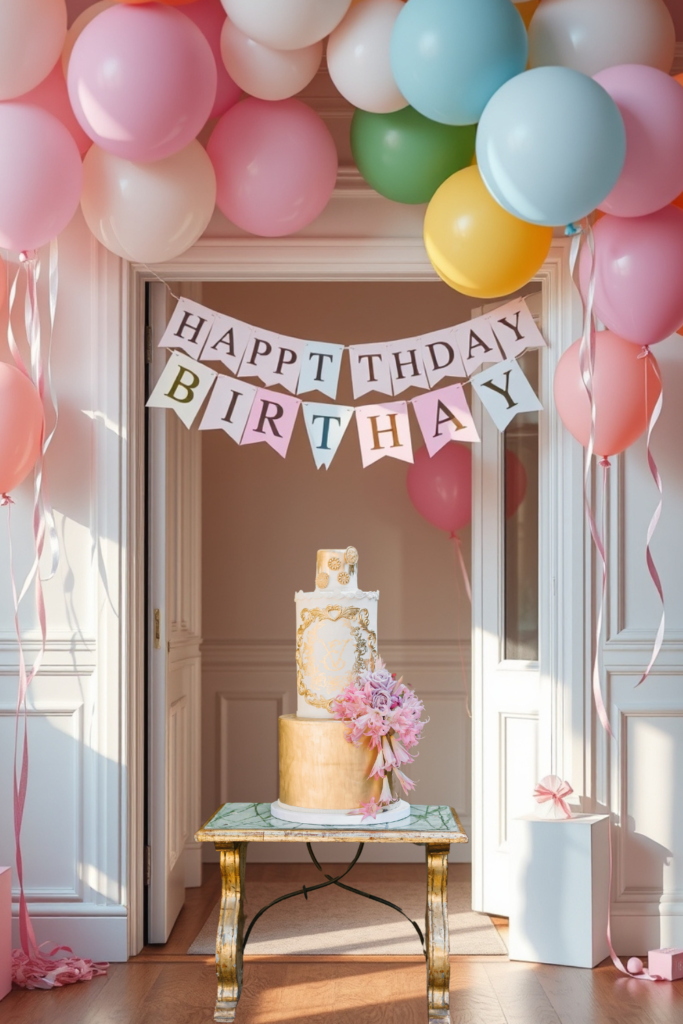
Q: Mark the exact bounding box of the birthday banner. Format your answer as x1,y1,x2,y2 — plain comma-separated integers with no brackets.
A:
147,296,546,468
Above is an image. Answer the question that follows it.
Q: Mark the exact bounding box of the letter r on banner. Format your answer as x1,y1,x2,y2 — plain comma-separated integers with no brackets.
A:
241,388,301,457
355,402,413,467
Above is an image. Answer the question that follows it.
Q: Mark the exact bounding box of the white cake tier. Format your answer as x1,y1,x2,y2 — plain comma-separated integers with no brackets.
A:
270,799,411,826
295,590,378,718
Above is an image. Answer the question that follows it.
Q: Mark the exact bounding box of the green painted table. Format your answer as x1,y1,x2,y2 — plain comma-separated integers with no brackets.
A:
195,803,468,1023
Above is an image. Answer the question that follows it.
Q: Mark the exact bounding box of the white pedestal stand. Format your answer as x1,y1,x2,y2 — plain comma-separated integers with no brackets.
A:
270,799,412,826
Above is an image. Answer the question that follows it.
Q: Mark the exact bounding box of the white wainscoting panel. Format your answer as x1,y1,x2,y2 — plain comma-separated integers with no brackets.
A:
202,639,471,863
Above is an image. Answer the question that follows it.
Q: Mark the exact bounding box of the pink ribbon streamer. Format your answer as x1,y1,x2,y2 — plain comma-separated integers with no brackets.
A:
533,775,573,819
5,250,107,988
449,532,472,719
636,349,664,687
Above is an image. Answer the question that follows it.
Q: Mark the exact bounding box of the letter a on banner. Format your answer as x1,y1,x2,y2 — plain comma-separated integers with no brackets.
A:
241,389,301,458
147,351,217,428
158,297,216,359
198,376,258,443
201,312,252,375
355,402,413,467
303,402,354,469
411,383,479,456
470,358,542,431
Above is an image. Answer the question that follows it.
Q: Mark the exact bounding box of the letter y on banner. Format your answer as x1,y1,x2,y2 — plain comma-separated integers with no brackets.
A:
241,389,301,457
355,402,413,467
470,358,542,431
158,297,215,359
411,383,479,456
302,402,354,469
485,297,546,359
147,351,217,427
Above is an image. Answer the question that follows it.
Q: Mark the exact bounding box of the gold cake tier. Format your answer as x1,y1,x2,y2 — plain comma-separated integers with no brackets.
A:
278,714,390,810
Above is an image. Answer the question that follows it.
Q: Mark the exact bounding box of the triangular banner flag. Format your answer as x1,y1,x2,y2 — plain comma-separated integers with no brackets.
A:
198,375,258,443
200,312,252,375
470,358,542,432
411,383,479,456
420,327,466,388
297,341,344,399
355,401,413,467
484,297,546,360
455,314,504,377
386,337,429,394
146,351,217,428
348,343,393,399
158,298,216,359
302,402,354,469
240,388,301,457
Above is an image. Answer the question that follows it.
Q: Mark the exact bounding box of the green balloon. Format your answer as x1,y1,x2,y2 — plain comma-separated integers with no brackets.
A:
351,106,477,205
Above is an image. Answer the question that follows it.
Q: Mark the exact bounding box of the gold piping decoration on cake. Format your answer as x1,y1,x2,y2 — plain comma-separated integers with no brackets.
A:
328,556,342,571
296,605,378,711
337,571,350,585
315,572,329,589
344,546,358,576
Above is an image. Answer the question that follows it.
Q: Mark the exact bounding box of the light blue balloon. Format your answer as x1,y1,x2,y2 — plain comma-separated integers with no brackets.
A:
390,0,528,126
476,66,626,227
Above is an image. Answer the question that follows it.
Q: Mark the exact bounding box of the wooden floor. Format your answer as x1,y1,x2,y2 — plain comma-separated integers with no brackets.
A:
4,862,683,1023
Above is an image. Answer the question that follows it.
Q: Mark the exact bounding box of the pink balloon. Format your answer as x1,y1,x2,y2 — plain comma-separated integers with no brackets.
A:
21,61,92,156
553,330,661,458
207,97,338,236
579,207,683,346
180,0,241,119
0,363,44,496
0,104,83,252
406,443,472,535
0,255,6,313
596,64,683,218
67,4,216,162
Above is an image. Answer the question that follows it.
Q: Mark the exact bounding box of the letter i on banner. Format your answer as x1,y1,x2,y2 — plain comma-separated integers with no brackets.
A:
298,341,344,399
302,402,354,469
200,312,252,375
411,383,479,456
198,376,258,442
147,352,217,427
355,402,413,467
241,389,301,457
486,296,546,360
158,297,216,359
470,358,542,432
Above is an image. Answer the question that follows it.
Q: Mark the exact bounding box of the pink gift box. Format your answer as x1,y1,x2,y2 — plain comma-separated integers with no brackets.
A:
648,947,683,981
0,867,10,1001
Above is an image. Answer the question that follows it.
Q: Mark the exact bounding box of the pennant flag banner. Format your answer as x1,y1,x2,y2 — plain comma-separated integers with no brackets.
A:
303,402,355,469
151,296,546,468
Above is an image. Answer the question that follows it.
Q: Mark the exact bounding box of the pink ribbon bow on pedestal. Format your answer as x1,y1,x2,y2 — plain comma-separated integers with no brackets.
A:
533,775,574,819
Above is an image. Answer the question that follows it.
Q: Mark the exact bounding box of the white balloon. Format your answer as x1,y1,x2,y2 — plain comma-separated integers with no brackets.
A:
0,0,67,100
220,0,352,50
81,142,217,264
529,0,675,76
220,18,321,100
327,0,407,114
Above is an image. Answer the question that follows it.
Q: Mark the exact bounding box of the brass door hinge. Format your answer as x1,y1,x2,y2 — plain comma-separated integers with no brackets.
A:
153,608,161,650
144,846,151,886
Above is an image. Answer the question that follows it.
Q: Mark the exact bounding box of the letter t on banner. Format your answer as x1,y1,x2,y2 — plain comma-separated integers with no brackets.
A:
470,358,542,431
241,389,301,457
302,402,354,469
298,341,344,399
411,383,479,456
158,297,216,359
355,402,413,467
146,351,217,427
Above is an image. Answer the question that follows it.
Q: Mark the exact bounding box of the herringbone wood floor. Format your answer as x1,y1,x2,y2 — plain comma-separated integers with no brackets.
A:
4,863,683,1023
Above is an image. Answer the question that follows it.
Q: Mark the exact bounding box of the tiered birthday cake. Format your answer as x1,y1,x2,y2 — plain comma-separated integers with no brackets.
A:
271,547,412,825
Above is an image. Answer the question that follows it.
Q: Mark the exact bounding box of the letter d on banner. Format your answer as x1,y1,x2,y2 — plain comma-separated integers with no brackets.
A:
147,351,217,427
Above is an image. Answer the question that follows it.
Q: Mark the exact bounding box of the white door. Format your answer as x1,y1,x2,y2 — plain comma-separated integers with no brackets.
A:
147,282,203,942
471,257,583,916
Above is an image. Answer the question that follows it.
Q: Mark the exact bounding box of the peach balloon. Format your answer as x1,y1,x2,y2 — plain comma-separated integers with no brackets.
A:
0,364,44,496
554,330,661,458
0,255,6,313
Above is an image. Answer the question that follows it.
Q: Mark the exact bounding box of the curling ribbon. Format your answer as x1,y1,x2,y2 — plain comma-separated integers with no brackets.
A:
636,348,664,687
5,250,106,987
533,775,573,819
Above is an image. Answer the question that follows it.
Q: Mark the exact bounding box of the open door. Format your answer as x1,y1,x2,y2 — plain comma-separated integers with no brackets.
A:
146,281,203,943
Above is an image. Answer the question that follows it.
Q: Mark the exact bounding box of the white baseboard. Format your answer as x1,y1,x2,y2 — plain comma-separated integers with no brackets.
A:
12,907,128,962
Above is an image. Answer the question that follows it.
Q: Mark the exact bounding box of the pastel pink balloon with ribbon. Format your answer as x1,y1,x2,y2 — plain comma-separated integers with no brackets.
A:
533,775,574,819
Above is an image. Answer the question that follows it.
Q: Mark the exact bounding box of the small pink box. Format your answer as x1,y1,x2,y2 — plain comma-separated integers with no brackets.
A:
0,867,11,1000
648,947,683,981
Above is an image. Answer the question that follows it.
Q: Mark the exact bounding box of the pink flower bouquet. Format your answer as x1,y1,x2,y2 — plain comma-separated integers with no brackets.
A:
332,657,427,820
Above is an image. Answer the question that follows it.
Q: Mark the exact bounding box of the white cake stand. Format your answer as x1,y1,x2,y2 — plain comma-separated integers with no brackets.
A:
270,799,411,826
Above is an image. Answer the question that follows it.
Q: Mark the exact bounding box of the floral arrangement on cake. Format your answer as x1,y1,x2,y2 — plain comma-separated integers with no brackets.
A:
332,657,426,821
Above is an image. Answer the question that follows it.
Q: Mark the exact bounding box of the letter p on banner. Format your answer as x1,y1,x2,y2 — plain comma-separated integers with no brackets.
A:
147,351,217,428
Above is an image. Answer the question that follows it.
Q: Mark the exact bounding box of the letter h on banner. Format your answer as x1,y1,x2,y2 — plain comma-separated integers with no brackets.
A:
158,297,215,359
355,402,413,467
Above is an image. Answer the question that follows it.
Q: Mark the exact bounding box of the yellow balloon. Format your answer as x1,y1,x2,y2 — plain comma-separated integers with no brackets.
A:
424,166,552,299
515,0,540,31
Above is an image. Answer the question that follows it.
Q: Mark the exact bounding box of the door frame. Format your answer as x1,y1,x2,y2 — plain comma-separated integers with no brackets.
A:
121,234,576,955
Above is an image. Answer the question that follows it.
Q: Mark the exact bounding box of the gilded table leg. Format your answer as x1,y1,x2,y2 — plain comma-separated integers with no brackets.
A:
214,841,247,1022
425,842,450,1023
